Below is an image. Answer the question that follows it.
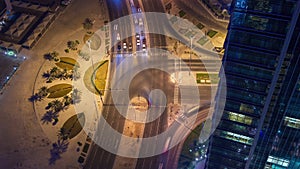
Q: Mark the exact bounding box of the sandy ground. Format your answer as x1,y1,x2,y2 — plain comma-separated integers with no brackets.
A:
0,0,108,168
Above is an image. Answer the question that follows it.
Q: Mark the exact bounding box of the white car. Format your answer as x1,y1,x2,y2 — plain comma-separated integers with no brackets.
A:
114,24,118,30
139,18,143,26
142,43,146,51
134,16,138,24
123,42,127,49
128,43,133,50
137,39,140,46
136,33,140,39
117,33,120,41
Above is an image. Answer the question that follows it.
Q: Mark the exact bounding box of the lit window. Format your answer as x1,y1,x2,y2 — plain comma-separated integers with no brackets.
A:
236,0,247,9
220,131,253,145
240,103,255,114
228,111,253,125
284,116,300,129
266,156,289,167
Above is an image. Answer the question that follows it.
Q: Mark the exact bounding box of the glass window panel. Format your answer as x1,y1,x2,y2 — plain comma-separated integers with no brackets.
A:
229,30,283,51
227,88,266,105
284,116,300,129
231,12,289,34
225,61,274,81
216,130,254,145
227,46,277,68
226,75,269,93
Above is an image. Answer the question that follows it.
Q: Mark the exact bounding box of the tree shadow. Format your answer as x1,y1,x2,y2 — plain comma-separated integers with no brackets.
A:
48,139,69,165
41,110,59,125
28,94,41,102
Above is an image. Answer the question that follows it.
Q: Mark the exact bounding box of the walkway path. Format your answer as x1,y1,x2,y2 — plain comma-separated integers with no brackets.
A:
0,0,109,168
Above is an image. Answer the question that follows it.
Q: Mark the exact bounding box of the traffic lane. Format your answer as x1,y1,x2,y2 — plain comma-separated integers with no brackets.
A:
128,68,174,102
106,0,130,20
141,0,167,47
107,0,133,55
173,0,228,33
84,94,127,169
84,0,133,168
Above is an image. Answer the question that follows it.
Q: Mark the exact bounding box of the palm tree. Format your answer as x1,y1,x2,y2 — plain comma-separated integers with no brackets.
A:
44,53,53,61
38,86,49,98
50,67,59,77
42,71,51,80
67,41,78,51
28,93,40,102
41,110,59,124
71,88,81,104
50,100,64,112
50,51,59,62
63,95,72,107
57,127,69,141
71,66,80,80
83,18,94,32
61,69,68,80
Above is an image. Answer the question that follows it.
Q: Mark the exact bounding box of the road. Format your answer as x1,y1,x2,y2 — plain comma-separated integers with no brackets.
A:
84,0,131,168
84,0,214,169
173,0,228,34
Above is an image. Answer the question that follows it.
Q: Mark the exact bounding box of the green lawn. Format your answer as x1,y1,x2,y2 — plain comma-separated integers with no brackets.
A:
207,30,218,38
47,83,72,98
197,23,205,29
62,113,85,139
197,37,209,46
196,73,219,84
179,10,186,17
83,60,109,95
55,57,79,70
94,60,108,93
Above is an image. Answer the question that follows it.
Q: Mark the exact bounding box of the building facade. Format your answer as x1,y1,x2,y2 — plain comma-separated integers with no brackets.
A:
206,0,300,168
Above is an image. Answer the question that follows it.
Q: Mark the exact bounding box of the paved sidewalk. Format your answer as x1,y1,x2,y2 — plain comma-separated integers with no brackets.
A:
0,0,109,168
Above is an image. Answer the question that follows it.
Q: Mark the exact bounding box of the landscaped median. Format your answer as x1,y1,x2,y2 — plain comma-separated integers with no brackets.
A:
55,57,79,70
47,83,73,98
83,60,109,95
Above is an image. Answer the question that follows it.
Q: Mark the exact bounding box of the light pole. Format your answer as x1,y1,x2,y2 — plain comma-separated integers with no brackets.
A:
189,36,194,76
87,40,104,104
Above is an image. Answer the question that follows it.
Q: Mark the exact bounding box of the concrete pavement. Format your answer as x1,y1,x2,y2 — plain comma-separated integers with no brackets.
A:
0,0,109,168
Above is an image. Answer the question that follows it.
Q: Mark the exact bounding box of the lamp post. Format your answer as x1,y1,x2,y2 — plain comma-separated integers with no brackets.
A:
189,36,194,76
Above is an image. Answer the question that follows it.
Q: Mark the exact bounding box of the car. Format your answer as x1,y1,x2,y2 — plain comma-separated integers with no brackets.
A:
142,43,146,51
116,33,120,41
137,39,140,46
61,0,71,5
136,33,140,39
158,163,164,169
114,24,118,30
117,44,121,51
137,5,142,12
128,43,132,50
139,18,143,26
123,42,127,50
134,16,138,24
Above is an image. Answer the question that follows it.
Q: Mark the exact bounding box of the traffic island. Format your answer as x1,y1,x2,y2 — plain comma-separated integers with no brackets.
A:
83,60,108,95
129,96,149,112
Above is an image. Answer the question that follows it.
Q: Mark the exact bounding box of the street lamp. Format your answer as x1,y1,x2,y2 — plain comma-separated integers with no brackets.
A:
189,36,194,76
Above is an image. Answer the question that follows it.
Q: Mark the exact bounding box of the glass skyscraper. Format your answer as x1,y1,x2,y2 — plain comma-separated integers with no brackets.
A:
206,0,300,168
